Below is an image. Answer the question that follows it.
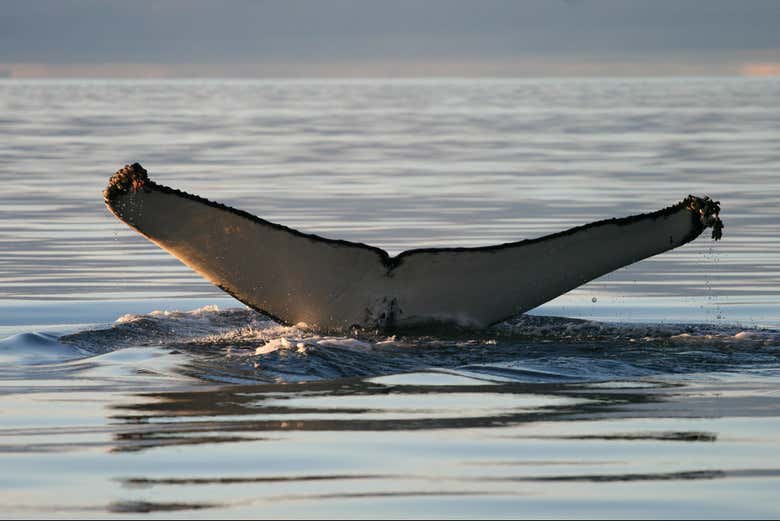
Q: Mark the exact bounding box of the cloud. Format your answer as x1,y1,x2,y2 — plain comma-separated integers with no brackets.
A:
741,63,780,76
1,1,778,77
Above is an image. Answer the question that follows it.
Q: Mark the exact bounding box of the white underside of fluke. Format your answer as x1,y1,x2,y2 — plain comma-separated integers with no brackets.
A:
105,164,722,331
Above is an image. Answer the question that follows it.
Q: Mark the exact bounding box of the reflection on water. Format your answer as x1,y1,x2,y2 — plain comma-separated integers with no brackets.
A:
1,366,779,517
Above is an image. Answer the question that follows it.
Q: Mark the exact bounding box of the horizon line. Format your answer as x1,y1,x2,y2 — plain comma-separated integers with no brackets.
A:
1,74,778,81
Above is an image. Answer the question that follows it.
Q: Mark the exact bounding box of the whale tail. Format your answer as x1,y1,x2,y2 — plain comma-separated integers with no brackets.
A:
105,163,722,331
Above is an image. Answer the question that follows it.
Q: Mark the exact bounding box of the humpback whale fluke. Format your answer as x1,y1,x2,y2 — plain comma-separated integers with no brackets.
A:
105,163,723,331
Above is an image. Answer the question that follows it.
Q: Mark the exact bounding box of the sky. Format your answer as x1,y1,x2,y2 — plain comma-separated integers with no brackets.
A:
1,0,779,78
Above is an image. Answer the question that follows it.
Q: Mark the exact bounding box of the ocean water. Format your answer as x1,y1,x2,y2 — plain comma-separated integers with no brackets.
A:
1,77,779,518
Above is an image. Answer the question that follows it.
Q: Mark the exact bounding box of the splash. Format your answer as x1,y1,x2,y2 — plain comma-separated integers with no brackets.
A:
33,306,776,384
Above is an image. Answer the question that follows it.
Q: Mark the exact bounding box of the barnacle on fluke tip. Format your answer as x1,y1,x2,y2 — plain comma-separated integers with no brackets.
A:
103,163,151,201
105,163,723,331
686,195,724,241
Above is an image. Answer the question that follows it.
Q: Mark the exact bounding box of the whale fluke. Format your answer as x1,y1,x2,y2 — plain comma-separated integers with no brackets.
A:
105,163,723,331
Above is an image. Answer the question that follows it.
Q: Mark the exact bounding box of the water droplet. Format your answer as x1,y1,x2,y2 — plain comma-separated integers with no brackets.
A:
591,297,598,303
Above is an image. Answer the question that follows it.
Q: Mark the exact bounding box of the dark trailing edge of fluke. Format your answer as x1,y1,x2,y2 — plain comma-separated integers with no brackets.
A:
104,162,723,270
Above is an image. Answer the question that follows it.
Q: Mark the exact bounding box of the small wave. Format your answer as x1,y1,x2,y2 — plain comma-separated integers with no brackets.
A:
34,305,778,384
0,332,87,365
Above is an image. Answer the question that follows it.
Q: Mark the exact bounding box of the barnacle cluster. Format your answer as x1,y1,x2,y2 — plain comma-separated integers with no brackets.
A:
103,163,150,202
686,195,724,241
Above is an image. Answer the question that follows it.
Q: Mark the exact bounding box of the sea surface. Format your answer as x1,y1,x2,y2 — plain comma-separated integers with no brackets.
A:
1,77,779,518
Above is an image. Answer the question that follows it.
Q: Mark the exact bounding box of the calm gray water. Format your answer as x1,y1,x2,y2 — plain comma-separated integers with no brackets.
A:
1,78,779,518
